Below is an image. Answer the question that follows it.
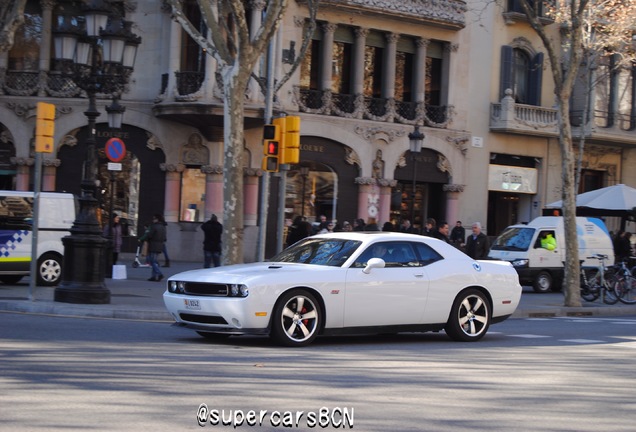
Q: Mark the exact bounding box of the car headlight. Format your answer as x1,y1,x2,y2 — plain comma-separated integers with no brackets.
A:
511,259,529,268
168,281,186,293
229,284,249,297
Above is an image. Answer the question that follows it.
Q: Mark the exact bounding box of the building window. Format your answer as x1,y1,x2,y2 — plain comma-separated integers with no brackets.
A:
180,167,206,222
8,1,42,71
500,45,543,105
300,38,321,90
396,37,415,102
364,31,385,99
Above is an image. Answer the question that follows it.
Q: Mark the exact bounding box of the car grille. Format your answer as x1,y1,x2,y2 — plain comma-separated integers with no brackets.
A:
183,282,229,296
180,313,228,325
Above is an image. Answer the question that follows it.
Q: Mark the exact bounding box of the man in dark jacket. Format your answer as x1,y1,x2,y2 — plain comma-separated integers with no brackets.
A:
450,221,466,247
464,222,490,259
139,214,167,281
433,221,451,243
201,214,223,268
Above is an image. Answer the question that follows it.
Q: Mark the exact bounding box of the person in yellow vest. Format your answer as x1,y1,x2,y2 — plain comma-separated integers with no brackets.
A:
540,232,556,251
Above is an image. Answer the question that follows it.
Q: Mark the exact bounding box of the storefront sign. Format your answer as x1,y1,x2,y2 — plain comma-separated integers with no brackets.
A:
488,165,537,194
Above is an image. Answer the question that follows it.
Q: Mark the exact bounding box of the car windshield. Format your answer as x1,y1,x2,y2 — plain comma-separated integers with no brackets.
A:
270,238,362,266
490,227,535,251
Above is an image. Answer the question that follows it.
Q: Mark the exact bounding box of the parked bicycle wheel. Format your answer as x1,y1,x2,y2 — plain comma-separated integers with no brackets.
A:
601,280,619,305
580,269,599,302
614,276,636,304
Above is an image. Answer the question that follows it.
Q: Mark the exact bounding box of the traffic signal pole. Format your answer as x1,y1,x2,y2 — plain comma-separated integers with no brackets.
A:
257,38,276,262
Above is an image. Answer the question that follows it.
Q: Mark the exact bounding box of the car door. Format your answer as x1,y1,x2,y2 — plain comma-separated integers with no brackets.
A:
343,241,430,327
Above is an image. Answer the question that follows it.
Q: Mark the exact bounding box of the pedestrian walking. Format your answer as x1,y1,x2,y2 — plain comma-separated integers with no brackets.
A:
464,221,490,259
138,213,167,281
103,213,123,264
201,214,223,268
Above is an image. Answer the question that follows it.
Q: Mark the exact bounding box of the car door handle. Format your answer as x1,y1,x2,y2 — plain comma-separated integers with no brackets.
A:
414,274,424,278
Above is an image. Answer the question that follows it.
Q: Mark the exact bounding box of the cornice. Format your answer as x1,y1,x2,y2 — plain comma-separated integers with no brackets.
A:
306,0,466,30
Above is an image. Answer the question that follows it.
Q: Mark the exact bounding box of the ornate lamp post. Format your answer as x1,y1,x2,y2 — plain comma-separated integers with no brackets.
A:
408,125,425,226
52,1,140,304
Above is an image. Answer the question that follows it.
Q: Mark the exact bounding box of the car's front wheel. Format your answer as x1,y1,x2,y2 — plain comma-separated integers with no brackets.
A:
271,290,321,347
445,288,491,342
37,253,63,286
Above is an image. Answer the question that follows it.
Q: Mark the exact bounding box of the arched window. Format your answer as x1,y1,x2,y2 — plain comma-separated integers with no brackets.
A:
500,45,543,106
513,48,530,104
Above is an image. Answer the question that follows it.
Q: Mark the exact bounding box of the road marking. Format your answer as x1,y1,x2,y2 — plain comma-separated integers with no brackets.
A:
560,339,603,344
508,334,551,338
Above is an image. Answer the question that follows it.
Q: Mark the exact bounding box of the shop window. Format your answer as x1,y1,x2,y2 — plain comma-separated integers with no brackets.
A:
98,151,141,237
180,167,206,222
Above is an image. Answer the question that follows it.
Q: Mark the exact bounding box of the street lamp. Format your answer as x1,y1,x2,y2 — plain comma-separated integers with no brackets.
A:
408,125,425,227
52,1,140,304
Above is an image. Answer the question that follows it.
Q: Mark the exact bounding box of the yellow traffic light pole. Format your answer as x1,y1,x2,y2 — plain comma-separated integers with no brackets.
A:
30,102,56,300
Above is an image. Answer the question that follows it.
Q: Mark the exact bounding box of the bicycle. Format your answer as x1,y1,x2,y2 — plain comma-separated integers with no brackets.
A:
579,254,619,304
612,259,636,304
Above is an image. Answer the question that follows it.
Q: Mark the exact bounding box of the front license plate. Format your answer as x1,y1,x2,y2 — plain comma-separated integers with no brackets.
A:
184,299,201,310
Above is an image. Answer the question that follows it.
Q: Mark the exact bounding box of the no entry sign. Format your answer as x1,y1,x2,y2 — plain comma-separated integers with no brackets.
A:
105,138,126,162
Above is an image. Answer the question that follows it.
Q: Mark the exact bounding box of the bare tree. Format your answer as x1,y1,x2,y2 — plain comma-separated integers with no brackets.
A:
167,0,318,264
0,0,26,52
517,0,636,306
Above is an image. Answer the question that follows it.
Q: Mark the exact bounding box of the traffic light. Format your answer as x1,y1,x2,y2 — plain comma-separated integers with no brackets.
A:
262,123,281,172
282,116,300,164
35,102,56,153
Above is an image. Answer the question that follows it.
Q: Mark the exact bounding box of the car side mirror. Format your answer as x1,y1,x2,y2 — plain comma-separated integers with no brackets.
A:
363,257,386,274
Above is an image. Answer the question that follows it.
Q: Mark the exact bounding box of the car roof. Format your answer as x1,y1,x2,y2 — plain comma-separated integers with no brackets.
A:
308,231,469,259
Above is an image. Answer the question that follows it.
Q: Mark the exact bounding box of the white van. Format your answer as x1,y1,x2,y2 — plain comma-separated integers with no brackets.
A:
488,216,614,293
0,191,76,286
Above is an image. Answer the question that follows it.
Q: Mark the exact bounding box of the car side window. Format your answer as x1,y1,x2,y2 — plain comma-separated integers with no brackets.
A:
413,242,443,267
353,241,419,268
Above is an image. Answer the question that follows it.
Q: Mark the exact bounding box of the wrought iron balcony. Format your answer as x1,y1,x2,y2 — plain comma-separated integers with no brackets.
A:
294,87,453,128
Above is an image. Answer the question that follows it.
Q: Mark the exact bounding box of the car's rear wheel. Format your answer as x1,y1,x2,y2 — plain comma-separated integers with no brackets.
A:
533,271,553,293
271,289,321,347
37,253,62,286
445,288,491,342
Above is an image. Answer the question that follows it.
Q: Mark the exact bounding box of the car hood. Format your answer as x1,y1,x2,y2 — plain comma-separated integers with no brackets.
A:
167,262,336,284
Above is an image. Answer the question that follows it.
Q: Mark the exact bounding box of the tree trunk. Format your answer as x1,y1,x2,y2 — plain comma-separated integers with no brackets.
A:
556,96,582,307
221,66,249,264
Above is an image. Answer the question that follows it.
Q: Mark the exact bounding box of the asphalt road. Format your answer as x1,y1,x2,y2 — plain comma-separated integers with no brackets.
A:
2,312,636,431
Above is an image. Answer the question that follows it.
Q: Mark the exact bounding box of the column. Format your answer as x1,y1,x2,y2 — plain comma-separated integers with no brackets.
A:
166,18,183,101
320,23,337,91
441,43,458,106
11,157,33,191
38,0,54,96
443,184,465,229
414,38,430,104
355,178,376,221
202,165,224,220
160,164,184,222
244,168,262,226
42,159,60,191
0,49,7,95
352,27,368,95
378,179,397,225
382,33,399,99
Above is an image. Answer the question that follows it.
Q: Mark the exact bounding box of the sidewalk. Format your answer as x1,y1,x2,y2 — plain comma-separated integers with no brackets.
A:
1,253,636,321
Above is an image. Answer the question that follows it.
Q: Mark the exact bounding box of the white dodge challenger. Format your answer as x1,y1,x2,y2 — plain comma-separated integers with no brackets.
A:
163,232,521,347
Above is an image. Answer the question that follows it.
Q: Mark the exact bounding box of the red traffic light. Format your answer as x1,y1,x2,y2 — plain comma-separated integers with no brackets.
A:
266,140,279,155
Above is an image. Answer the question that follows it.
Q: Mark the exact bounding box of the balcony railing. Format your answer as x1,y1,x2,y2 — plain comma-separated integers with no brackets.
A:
294,87,453,128
175,71,204,99
491,91,636,143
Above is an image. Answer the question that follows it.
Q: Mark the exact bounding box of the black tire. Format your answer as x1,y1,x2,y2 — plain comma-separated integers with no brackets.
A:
37,253,63,286
615,276,636,304
601,281,619,305
132,261,139,268
532,271,552,293
0,275,23,284
270,289,321,347
196,331,231,340
444,288,491,342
